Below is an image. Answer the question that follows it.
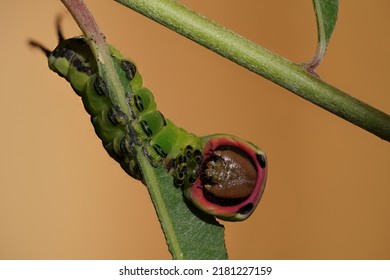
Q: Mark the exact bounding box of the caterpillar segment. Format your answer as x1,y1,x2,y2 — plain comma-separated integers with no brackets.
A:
30,24,268,221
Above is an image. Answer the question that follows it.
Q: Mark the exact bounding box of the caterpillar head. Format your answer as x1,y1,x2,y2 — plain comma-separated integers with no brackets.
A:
175,135,268,221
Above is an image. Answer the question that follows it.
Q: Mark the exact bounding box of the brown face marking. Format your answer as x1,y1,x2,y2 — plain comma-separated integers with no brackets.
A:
202,149,257,200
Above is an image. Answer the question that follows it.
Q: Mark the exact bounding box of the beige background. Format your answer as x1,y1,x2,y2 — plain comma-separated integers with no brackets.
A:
1,1,389,259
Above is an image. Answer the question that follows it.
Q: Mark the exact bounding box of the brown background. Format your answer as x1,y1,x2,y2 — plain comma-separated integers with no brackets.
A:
1,1,389,259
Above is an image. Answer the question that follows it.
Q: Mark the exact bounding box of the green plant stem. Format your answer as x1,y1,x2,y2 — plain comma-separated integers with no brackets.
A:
306,0,327,71
306,0,338,72
116,0,390,141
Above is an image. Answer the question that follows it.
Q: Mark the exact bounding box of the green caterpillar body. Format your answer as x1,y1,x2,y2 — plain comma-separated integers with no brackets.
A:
30,27,268,221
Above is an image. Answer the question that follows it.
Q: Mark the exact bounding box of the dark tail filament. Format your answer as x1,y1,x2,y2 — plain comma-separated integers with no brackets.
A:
55,15,65,42
28,40,51,58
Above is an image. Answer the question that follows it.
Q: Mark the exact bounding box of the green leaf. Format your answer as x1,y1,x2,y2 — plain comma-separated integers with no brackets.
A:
307,0,339,71
138,147,228,260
